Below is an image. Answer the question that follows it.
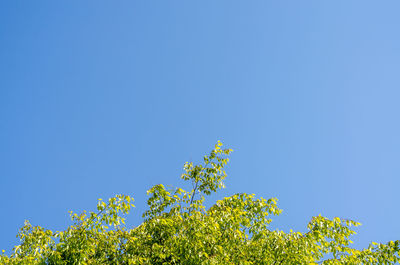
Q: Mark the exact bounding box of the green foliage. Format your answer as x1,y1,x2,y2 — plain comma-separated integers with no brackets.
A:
1,141,399,264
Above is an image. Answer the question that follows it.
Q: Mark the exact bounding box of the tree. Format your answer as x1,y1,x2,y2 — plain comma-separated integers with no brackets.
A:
1,141,399,264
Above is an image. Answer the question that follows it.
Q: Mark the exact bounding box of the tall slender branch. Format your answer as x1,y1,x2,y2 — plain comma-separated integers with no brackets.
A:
190,178,199,205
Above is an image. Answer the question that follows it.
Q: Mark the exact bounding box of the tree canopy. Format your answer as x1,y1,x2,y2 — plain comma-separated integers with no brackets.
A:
1,142,399,264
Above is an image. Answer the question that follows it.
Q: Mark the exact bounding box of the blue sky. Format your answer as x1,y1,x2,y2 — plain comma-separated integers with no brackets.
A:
1,0,400,253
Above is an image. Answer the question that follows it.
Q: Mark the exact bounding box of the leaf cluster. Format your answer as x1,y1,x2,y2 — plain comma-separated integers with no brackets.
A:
1,141,399,264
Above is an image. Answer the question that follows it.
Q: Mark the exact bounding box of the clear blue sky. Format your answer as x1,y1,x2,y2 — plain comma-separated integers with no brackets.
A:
1,0,399,253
